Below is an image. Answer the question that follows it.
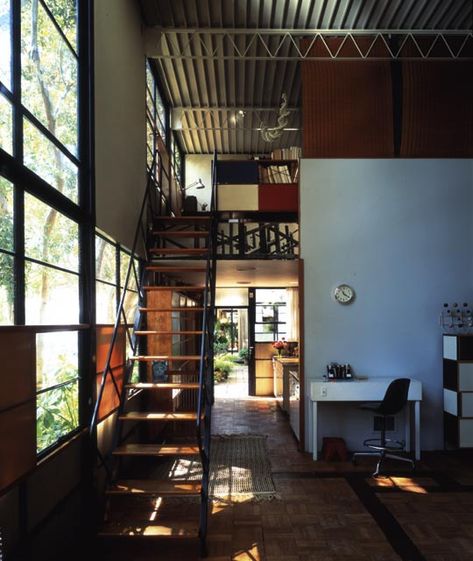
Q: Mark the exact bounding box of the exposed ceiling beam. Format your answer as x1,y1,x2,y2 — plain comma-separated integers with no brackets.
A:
173,106,300,112
145,28,473,60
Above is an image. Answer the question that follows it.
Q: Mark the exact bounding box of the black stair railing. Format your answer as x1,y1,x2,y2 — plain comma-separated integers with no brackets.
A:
196,152,217,555
89,153,162,470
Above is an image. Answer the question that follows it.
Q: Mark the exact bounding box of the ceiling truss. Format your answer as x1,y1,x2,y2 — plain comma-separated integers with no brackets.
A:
146,28,473,61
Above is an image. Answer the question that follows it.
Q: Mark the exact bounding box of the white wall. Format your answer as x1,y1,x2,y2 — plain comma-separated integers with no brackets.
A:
301,159,473,452
95,0,146,248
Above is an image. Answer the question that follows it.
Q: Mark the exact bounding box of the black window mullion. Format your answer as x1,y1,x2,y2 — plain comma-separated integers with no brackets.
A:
13,186,25,324
115,243,120,312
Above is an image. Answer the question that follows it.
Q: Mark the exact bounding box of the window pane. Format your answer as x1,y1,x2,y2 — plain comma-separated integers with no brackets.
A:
0,251,14,324
37,381,78,452
95,236,116,283
21,0,78,155
0,0,11,89
96,281,116,324
123,290,138,324
43,0,77,52
25,193,79,271
23,118,78,202
0,175,13,251
25,262,79,324
120,250,132,288
0,93,13,154
36,331,78,391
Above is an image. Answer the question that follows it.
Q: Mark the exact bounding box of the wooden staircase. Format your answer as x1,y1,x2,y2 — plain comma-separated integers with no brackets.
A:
95,214,215,556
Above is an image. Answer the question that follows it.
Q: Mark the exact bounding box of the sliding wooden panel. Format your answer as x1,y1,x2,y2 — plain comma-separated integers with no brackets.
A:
96,326,126,421
400,61,473,157
258,183,298,212
0,331,35,410
0,402,36,491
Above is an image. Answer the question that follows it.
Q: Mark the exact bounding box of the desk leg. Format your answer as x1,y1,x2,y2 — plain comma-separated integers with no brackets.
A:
405,403,411,452
414,401,421,461
312,402,318,461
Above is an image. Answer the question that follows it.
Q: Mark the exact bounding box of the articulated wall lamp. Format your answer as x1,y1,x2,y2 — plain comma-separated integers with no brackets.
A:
184,178,205,191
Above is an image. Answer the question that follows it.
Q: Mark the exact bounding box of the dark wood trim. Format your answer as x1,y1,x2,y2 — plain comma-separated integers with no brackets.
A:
0,324,89,332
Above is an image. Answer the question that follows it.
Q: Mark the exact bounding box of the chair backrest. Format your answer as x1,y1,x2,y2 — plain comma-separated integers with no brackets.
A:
378,378,411,415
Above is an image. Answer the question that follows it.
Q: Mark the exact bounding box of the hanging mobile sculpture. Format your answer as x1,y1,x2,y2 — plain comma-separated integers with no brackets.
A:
260,93,291,142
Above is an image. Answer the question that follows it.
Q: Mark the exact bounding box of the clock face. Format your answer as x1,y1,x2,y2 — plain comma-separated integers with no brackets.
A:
333,284,355,305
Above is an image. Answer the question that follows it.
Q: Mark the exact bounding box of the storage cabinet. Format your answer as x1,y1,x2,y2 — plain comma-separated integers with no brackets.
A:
216,160,299,213
443,334,473,448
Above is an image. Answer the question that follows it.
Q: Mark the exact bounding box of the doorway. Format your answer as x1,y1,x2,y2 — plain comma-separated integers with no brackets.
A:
214,306,250,398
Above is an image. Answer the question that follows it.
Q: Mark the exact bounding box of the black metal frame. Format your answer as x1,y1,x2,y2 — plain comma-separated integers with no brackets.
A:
0,0,95,460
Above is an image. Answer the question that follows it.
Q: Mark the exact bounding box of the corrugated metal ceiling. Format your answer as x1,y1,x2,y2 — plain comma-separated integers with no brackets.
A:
139,0,473,154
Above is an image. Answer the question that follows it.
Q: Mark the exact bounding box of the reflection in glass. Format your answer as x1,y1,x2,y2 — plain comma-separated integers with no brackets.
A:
0,93,13,154
25,193,79,271
25,261,79,324
0,0,12,89
0,252,14,324
37,381,78,452
21,0,77,154
95,235,116,283
23,118,78,202
0,175,14,251
36,331,78,390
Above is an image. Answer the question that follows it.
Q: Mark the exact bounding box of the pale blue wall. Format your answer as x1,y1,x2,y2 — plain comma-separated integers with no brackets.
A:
301,159,473,451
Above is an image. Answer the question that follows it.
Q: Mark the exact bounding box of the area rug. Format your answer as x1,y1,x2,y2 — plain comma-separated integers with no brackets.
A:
156,434,278,501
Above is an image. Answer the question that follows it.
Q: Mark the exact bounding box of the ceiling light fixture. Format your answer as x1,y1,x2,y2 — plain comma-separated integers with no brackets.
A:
237,281,251,285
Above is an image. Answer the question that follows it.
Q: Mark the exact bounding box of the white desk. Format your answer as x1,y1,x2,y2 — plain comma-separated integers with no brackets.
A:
309,377,422,461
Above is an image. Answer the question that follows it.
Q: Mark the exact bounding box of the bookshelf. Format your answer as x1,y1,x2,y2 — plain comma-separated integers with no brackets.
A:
216,158,299,213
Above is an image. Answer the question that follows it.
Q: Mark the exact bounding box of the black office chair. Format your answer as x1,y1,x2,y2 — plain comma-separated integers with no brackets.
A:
352,378,415,477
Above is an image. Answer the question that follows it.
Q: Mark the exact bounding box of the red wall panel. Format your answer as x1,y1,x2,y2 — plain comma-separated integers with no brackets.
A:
258,184,299,212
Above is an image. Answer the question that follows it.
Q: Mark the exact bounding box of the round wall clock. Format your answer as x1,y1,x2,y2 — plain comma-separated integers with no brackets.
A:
333,284,355,305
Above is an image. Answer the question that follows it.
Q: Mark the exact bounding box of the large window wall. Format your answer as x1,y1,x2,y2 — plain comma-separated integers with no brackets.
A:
0,0,92,464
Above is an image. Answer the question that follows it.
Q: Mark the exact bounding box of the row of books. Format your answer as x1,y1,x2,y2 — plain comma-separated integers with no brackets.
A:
259,164,296,184
270,146,301,161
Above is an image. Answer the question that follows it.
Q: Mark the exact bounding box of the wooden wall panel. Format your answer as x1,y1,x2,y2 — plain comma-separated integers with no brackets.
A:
302,60,394,157
0,402,36,491
400,61,473,157
0,331,35,411
96,326,125,370
96,326,126,421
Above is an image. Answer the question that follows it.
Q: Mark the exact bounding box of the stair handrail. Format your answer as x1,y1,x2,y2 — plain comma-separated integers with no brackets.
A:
196,151,217,551
89,154,159,438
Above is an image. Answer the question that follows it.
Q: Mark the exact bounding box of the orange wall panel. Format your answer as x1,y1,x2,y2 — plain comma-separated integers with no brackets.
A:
0,331,35,411
0,402,36,491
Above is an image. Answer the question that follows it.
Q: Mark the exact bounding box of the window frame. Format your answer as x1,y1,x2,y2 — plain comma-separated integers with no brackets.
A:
0,0,94,458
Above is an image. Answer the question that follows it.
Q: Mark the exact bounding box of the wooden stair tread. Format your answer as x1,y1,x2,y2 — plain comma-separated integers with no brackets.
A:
154,216,210,221
113,444,200,456
139,307,204,312
153,231,208,237
99,520,199,539
145,266,207,272
149,248,208,255
135,330,203,335
126,382,199,390
107,480,201,496
131,355,202,361
119,412,198,421
144,286,205,291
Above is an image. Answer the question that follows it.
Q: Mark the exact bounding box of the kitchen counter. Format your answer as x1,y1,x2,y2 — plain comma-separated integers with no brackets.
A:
273,357,299,429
